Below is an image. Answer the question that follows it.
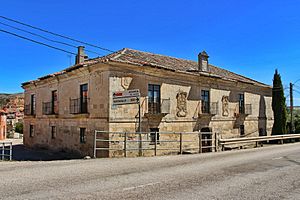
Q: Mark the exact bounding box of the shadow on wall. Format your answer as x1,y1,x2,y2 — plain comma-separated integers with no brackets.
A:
229,90,240,103
12,144,82,161
193,115,213,132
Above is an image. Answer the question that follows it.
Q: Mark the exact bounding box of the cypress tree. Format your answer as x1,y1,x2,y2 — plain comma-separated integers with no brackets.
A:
272,69,287,135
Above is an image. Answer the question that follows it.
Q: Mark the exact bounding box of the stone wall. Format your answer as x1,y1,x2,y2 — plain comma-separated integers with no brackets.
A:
23,65,110,156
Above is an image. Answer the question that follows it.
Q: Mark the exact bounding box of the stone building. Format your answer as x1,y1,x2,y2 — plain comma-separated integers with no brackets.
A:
3,94,24,136
22,47,273,157
0,110,7,140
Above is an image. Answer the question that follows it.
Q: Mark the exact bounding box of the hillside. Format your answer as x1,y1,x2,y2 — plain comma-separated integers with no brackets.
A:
0,93,24,109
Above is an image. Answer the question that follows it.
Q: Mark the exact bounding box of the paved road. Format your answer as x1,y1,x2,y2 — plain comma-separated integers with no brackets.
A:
1,143,300,200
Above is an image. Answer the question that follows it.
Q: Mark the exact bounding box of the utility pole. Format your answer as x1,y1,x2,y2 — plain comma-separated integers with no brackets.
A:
290,82,295,133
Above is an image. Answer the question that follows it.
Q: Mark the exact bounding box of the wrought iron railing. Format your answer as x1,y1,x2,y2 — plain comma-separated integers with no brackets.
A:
147,98,170,114
24,104,35,116
42,102,58,115
200,101,218,115
238,104,252,115
70,98,88,114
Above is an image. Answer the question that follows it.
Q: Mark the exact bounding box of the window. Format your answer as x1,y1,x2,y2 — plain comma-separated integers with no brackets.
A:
31,94,36,115
148,84,161,114
51,126,56,139
240,125,245,136
201,90,210,113
52,90,58,114
80,84,88,113
239,94,245,114
29,125,34,137
80,128,86,143
150,128,160,144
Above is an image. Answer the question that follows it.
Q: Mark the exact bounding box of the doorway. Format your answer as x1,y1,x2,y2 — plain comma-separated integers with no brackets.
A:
201,127,212,153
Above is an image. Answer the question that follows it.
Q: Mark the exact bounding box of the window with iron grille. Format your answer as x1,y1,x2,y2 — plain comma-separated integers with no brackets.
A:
42,102,53,115
80,84,88,113
239,94,245,114
70,84,88,114
29,125,34,137
24,105,31,115
201,90,210,113
70,98,80,114
52,90,58,114
51,126,56,139
148,84,160,114
30,94,36,115
80,128,86,143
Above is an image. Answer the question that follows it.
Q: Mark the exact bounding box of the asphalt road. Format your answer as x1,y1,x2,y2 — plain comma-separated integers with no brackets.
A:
1,143,300,200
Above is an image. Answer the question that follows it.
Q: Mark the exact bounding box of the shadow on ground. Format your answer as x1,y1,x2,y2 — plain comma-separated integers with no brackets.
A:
12,144,82,161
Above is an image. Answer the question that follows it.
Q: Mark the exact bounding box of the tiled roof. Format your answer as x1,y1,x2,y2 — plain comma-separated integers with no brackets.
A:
22,48,270,88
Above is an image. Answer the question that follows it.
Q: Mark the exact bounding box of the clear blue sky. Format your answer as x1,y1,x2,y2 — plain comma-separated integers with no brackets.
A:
1,0,300,105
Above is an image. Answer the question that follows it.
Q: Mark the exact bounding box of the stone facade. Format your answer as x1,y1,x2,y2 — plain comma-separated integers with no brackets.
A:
22,48,273,157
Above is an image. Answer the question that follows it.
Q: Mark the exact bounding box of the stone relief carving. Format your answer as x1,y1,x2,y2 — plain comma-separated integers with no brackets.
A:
176,91,187,117
222,96,229,116
121,77,132,90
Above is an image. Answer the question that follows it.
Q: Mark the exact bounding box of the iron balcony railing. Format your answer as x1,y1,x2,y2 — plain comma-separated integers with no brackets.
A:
70,97,89,114
147,98,170,114
238,104,252,115
42,102,58,115
201,101,218,115
24,104,35,116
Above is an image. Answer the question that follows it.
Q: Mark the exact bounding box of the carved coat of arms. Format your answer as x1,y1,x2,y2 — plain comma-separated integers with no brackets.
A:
222,96,229,116
121,77,132,90
176,91,187,117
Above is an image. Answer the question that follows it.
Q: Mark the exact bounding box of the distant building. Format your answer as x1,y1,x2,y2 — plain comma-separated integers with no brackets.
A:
2,94,24,136
0,110,7,140
22,47,274,157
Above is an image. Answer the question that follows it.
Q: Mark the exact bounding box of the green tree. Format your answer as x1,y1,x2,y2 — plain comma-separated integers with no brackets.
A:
15,122,23,134
272,69,287,135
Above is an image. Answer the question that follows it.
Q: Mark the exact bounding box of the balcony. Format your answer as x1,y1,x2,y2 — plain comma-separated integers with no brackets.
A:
235,104,252,117
24,104,35,116
199,101,218,116
146,98,170,115
70,98,89,114
42,102,58,115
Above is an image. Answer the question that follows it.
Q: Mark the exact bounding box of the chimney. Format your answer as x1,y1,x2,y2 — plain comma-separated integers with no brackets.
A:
75,46,88,64
198,51,209,72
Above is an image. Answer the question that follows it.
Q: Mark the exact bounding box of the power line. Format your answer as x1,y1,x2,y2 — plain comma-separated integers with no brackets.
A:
0,21,102,56
0,29,79,56
293,84,300,90
0,15,115,53
294,89,300,95
294,79,300,85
